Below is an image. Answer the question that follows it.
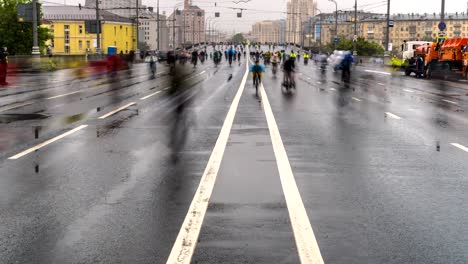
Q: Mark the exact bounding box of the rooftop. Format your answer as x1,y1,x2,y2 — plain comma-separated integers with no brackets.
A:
42,6,133,23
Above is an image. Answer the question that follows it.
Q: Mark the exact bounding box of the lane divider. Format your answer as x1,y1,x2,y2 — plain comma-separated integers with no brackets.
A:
0,101,34,113
166,56,250,264
451,143,468,153
385,112,402,120
365,70,391,76
98,102,136,119
8,125,88,160
403,89,415,93
46,91,82,100
260,83,324,264
352,97,362,102
140,91,162,100
442,99,458,105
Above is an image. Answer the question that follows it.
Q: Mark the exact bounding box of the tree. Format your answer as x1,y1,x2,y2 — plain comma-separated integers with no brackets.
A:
325,37,384,56
231,33,245,44
0,0,52,55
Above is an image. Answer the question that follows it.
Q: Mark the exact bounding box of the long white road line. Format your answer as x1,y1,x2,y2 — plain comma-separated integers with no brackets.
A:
98,102,136,119
166,61,250,264
260,83,324,264
8,125,88,160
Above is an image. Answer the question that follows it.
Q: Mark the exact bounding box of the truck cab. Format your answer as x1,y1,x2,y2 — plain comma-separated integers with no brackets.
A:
402,41,432,61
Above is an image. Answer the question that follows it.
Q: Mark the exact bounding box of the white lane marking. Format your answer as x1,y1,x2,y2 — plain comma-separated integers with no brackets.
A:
166,58,250,264
140,91,161,100
385,112,402,120
164,87,170,90
451,143,468,153
98,102,136,119
365,70,391,76
46,91,82,100
200,70,206,75
8,125,88,160
352,97,362,101
330,88,337,91
260,83,324,264
0,101,34,113
377,82,385,86
442,99,458,105
403,89,415,93
316,81,322,84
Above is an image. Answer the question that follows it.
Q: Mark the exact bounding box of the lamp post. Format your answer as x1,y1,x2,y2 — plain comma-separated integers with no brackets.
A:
329,0,338,50
31,0,40,56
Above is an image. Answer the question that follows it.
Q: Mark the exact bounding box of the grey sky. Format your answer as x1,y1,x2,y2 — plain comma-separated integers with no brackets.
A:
43,0,464,32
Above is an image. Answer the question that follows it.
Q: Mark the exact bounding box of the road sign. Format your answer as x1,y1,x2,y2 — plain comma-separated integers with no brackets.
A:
17,3,41,23
388,20,394,27
353,35,358,42
334,37,339,43
438,21,446,31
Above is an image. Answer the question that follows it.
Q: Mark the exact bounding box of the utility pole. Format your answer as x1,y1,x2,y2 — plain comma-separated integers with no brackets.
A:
136,0,140,52
95,0,101,54
385,0,390,53
329,0,338,50
353,0,357,55
157,0,160,51
173,11,176,50
31,0,40,55
441,0,445,22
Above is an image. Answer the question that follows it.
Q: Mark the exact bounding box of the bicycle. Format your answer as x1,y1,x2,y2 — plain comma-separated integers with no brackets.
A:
253,72,261,95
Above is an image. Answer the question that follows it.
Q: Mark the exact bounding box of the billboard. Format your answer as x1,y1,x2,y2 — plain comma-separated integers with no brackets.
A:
17,3,41,23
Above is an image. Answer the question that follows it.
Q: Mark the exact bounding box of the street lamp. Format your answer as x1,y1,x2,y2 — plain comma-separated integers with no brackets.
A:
329,0,338,50
315,8,323,54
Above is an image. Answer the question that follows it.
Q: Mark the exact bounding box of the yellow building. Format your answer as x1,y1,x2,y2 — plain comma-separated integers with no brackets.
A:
42,6,136,55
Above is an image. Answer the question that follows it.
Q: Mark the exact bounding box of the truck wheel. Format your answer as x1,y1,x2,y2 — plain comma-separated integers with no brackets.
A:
426,65,432,79
405,68,412,76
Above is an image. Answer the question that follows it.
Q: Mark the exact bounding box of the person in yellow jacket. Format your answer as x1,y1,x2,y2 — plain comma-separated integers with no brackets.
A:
289,50,297,61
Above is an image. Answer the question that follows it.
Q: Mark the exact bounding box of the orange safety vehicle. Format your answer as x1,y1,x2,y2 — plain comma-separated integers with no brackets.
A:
405,37,468,79
405,42,438,77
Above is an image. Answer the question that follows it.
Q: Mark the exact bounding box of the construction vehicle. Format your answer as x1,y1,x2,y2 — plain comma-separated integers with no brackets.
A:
404,37,468,80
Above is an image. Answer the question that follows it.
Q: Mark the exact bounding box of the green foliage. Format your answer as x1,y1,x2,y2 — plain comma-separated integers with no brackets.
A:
325,37,385,56
0,0,52,55
231,33,245,43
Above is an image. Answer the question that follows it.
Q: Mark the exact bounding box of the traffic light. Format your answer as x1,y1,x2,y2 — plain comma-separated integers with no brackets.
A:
215,12,220,17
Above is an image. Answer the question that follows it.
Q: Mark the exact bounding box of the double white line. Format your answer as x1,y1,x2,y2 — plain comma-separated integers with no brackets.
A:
167,59,324,264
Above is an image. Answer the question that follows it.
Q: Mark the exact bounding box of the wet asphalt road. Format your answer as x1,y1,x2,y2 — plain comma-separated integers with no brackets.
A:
1,47,468,264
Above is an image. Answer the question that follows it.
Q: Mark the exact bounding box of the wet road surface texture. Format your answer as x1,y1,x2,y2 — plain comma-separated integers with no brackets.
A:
1,46,468,264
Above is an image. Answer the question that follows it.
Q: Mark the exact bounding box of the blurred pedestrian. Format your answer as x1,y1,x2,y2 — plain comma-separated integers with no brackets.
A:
0,47,8,86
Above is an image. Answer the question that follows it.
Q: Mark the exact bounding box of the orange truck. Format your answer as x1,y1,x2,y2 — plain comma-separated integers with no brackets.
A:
405,37,468,79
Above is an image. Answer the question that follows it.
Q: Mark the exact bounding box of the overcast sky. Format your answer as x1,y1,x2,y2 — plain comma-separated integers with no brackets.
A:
44,0,464,32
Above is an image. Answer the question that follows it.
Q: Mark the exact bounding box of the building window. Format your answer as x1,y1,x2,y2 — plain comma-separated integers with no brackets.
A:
126,28,128,36
126,41,128,50
64,25,69,30
86,40,90,49
65,46,70,53
79,25,83,34
79,40,82,50
114,26,117,36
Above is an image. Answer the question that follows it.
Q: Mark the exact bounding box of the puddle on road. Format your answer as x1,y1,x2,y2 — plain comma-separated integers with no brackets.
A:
0,113,49,123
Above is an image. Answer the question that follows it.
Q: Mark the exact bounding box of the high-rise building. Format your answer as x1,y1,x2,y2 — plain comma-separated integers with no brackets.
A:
169,1,205,48
251,20,286,44
286,0,316,45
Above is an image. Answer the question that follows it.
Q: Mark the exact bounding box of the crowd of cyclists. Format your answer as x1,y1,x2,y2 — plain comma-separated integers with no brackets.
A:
152,43,354,93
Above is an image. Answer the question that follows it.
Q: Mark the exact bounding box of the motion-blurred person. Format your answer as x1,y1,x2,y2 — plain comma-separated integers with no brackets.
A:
271,51,280,76
191,50,198,67
167,61,195,161
250,59,265,95
416,54,424,78
303,52,310,65
0,47,9,86
340,52,353,84
282,56,296,89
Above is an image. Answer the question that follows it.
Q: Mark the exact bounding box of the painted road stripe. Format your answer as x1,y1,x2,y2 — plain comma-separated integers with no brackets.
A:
403,89,415,93
385,112,402,120
8,125,88,160
46,91,82,100
330,88,337,91
352,97,362,101
365,70,391,76
98,102,136,119
442,99,458,105
140,91,162,100
0,101,34,113
451,143,468,153
200,70,206,75
377,82,385,86
260,83,324,264
166,58,250,264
